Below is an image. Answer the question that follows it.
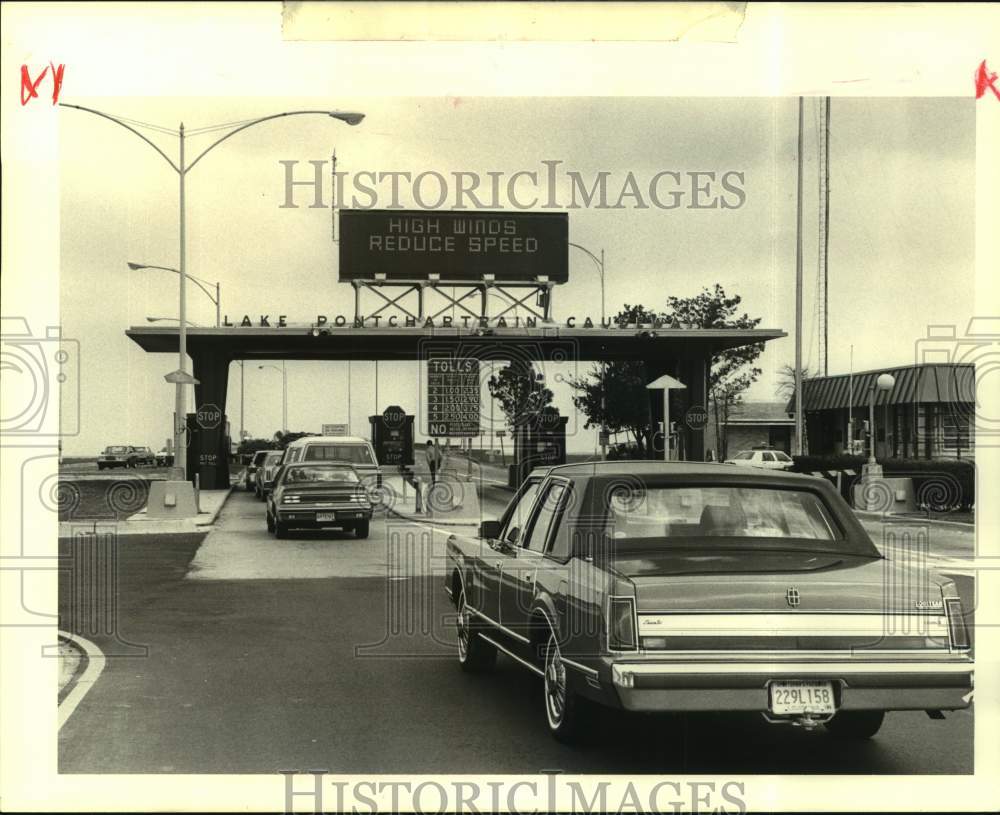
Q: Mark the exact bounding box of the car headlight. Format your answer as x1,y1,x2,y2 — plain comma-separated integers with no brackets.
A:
283,495,301,504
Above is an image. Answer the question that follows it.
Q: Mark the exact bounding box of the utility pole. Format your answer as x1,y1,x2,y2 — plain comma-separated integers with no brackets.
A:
794,97,805,456
818,96,831,377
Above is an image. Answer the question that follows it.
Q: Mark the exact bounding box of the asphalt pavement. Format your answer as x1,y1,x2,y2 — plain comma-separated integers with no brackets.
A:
57,486,974,775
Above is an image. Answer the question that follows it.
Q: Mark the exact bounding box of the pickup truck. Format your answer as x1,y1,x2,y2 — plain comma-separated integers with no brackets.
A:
444,461,973,742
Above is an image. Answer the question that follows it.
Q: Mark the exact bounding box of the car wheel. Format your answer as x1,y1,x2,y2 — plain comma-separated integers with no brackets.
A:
266,511,275,533
824,710,885,739
543,627,587,743
456,589,496,673
355,520,370,539
275,521,289,539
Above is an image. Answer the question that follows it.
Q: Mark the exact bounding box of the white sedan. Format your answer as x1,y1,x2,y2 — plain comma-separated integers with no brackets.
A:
725,448,794,470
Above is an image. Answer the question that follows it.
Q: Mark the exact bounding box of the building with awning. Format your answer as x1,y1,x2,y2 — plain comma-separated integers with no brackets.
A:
786,363,975,459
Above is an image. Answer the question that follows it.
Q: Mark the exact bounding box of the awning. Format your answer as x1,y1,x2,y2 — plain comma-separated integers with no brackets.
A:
785,364,974,412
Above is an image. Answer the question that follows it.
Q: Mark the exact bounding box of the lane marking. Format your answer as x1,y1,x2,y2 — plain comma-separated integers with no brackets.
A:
57,630,106,730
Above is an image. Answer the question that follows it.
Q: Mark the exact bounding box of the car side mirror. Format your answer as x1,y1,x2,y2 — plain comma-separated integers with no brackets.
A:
479,519,501,540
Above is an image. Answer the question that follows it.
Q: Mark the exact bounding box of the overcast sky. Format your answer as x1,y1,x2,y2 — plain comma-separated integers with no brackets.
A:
59,96,975,455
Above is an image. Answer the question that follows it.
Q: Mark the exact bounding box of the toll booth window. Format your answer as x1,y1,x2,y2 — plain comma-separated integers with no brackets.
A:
304,444,375,464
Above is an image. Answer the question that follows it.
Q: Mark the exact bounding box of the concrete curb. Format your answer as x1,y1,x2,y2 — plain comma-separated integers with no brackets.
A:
384,504,480,527
58,486,234,538
57,630,106,730
854,510,975,529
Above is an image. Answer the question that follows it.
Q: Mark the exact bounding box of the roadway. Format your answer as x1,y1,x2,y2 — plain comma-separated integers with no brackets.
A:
58,485,974,775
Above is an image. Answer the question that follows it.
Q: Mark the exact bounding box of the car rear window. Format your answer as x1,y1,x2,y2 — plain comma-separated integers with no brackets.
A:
774,451,792,462
303,444,374,464
106,446,127,454
283,466,359,484
604,485,839,544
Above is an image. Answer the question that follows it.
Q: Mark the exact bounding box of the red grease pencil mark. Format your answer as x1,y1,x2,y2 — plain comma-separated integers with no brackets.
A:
20,62,65,106
974,60,999,101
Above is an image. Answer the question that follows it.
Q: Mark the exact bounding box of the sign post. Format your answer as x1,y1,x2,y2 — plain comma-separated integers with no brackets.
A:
646,374,687,461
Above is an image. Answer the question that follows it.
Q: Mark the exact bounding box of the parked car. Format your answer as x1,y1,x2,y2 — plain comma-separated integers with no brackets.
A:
155,449,174,467
255,450,285,500
282,436,382,490
725,448,795,470
97,445,137,470
131,446,155,466
444,461,973,742
245,450,271,491
266,462,373,539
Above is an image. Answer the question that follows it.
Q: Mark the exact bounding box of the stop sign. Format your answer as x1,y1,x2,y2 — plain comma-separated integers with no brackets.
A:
382,404,406,430
196,403,223,430
685,404,709,431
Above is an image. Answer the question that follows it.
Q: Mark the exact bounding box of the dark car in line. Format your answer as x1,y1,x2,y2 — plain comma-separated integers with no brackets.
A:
444,462,973,742
97,445,137,470
254,450,285,500
266,461,373,539
245,450,271,491
131,446,156,466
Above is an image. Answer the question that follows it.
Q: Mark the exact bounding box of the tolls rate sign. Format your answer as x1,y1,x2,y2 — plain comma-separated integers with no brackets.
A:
426,358,480,437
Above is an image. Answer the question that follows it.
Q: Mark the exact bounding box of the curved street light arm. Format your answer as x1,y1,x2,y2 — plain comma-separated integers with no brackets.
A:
133,264,217,304
59,103,180,173
185,110,360,174
568,242,604,279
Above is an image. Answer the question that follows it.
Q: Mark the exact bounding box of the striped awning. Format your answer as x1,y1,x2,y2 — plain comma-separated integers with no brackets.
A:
785,363,974,412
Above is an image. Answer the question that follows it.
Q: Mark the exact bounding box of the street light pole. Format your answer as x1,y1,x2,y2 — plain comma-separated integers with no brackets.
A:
176,122,188,476
259,364,288,434
568,242,608,459
62,103,364,482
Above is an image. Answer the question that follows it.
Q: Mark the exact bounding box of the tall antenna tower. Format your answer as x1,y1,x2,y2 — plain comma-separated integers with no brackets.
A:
817,97,831,376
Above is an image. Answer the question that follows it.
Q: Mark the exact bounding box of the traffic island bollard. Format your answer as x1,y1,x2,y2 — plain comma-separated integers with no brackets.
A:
414,477,423,515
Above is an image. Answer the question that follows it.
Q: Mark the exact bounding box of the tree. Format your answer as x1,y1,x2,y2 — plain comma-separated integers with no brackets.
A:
487,362,554,429
775,364,813,402
236,437,276,457
273,430,314,449
662,285,764,460
569,360,652,454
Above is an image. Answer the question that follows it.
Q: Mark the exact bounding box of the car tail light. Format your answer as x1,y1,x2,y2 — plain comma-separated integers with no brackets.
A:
607,596,637,652
945,597,970,650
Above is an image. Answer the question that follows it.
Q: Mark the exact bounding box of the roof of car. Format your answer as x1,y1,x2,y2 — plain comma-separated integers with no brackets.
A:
532,460,815,481
284,460,356,467
285,435,370,445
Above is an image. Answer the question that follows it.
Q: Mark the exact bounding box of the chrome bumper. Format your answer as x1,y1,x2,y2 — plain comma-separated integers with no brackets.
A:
609,659,973,713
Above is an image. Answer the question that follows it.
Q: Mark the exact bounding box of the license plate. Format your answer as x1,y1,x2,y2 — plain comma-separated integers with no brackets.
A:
769,681,835,715
316,513,337,522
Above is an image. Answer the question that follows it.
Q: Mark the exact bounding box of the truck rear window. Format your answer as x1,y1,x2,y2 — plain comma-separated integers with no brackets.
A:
304,444,374,464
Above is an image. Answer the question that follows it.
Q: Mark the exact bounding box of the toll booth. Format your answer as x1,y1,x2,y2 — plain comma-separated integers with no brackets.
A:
185,411,231,489
510,406,568,489
369,405,415,467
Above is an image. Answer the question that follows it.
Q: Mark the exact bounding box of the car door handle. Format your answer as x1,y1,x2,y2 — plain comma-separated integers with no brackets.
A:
525,573,534,583
494,561,504,571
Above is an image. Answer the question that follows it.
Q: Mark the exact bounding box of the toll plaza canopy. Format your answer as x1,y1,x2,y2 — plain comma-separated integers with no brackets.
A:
126,324,785,487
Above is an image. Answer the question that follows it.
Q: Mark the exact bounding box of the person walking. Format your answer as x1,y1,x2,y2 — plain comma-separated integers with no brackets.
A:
425,439,443,485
